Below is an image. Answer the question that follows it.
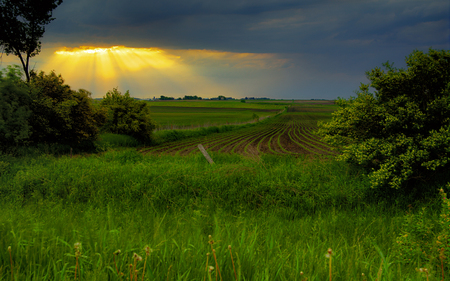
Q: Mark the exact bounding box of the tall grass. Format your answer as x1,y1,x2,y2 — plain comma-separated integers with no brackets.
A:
0,150,446,280
0,150,368,213
0,199,419,280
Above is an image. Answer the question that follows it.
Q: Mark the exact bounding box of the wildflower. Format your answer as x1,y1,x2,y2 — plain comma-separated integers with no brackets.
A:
209,266,214,273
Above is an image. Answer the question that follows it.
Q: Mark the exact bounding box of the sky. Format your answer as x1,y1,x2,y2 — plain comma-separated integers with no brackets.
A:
1,0,449,100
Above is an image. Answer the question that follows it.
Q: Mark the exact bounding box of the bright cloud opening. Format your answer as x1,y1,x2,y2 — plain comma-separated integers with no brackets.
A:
39,45,292,98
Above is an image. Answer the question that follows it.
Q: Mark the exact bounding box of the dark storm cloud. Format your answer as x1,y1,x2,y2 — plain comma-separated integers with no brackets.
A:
46,0,449,54
35,0,449,99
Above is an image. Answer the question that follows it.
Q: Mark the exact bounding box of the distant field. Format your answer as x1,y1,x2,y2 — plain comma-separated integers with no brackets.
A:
147,100,290,129
143,104,336,156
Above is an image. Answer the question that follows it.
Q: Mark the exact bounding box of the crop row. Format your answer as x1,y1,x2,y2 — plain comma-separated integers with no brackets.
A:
141,112,335,156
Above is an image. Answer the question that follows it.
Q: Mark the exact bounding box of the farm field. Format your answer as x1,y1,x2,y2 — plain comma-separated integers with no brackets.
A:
149,106,280,129
143,105,335,156
147,100,290,129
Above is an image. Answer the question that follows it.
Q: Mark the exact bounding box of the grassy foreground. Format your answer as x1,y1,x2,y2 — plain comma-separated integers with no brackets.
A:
0,149,446,280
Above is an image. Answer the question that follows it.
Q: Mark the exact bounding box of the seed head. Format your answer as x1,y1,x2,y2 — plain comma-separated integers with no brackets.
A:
133,253,143,262
7,246,11,252
208,266,214,273
228,245,232,250
144,245,152,256
114,249,121,255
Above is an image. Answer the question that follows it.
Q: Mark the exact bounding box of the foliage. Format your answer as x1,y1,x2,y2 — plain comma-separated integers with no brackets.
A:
394,185,450,272
183,95,202,100
319,49,450,189
0,0,63,81
159,95,174,100
28,70,105,146
100,88,156,143
0,65,32,148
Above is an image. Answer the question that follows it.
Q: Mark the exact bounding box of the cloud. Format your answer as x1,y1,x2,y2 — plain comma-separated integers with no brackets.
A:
3,0,448,100
170,49,292,69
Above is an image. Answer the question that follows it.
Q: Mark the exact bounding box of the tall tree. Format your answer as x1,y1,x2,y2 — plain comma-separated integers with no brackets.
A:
0,0,63,82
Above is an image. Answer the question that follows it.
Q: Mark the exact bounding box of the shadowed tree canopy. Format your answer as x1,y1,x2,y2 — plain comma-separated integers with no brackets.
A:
319,49,450,190
0,0,63,81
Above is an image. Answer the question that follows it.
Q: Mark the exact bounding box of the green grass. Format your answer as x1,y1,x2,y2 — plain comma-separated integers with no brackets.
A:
0,149,447,280
0,201,412,281
95,133,141,148
0,101,447,280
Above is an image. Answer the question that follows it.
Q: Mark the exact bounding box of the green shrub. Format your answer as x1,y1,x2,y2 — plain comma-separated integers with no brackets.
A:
100,88,156,143
28,70,105,147
394,185,450,271
319,49,450,189
0,66,32,149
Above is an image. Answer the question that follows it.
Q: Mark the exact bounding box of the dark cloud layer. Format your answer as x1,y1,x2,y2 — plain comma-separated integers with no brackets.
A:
35,0,450,98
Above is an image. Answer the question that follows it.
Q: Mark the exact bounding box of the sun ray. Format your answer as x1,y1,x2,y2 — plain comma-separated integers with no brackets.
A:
39,45,287,98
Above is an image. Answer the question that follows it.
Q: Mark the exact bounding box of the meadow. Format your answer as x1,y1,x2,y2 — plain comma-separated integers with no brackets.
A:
0,100,448,280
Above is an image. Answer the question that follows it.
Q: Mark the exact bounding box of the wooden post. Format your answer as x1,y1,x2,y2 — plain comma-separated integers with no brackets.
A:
198,144,214,164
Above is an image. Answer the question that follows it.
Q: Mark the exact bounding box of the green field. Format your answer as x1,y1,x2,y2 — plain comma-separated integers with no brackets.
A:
0,100,448,280
146,100,289,129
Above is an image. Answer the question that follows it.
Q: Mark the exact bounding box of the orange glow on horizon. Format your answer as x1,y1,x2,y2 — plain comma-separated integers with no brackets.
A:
40,45,289,98
53,46,178,79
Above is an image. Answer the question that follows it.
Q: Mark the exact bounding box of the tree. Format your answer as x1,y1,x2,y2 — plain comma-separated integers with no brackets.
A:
28,70,105,145
318,49,450,189
101,88,156,143
0,0,63,82
0,65,32,149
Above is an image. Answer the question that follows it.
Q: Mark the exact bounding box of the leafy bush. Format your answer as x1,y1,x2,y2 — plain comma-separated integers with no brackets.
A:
28,70,105,146
100,88,156,143
319,49,450,189
0,66,32,149
394,186,450,271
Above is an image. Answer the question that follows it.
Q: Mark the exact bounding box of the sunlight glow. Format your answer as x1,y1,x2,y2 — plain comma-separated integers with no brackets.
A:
53,46,177,79
39,45,289,98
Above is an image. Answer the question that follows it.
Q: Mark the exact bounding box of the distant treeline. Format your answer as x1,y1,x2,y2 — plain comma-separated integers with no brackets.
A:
159,95,202,100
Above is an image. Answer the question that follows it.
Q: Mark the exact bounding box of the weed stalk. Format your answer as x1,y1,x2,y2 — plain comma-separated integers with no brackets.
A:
326,248,332,281
113,250,122,276
204,253,210,281
209,235,223,281
74,242,81,281
142,246,151,281
8,246,13,281
228,245,237,281
167,264,172,281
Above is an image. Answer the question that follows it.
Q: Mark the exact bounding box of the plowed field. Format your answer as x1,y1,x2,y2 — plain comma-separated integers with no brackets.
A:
141,105,335,156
